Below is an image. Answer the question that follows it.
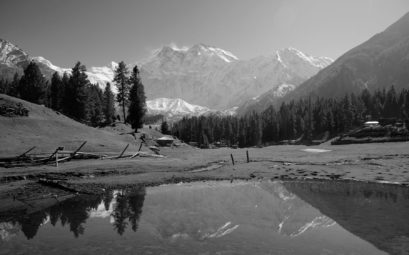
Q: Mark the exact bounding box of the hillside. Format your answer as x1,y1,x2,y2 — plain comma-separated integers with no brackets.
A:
0,94,139,157
278,11,409,105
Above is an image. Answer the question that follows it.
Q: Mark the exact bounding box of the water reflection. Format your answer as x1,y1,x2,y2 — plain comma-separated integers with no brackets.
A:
0,181,408,255
0,187,146,240
284,181,409,255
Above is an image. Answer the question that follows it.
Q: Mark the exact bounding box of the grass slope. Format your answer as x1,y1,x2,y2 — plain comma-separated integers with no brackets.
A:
0,94,138,157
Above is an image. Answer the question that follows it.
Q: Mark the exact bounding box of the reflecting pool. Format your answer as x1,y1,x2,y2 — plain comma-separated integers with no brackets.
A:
1,180,409,254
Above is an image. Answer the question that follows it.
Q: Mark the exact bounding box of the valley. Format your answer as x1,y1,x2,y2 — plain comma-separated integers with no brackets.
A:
1,3,409,254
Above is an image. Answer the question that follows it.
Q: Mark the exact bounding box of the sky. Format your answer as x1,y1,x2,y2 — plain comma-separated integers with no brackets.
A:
1,0,409,67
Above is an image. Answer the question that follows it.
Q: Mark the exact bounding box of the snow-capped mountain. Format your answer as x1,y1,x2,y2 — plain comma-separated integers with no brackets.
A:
140,45,332,110
146,98,242,121
0,39,118,91
87,62,118,87
147,98,211,117
0,39,33,78
0,38,332,115
0,39,29,67
146,97,238,121
33,55,118,91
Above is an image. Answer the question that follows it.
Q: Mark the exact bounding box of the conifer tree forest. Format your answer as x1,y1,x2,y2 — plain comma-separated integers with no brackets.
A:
0,61,146,130
172,86,409,148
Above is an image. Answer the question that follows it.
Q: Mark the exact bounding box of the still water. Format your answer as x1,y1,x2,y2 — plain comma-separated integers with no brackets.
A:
1,180,409,255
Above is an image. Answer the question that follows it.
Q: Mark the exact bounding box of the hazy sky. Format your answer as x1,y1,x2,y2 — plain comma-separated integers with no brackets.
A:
1,0,409,67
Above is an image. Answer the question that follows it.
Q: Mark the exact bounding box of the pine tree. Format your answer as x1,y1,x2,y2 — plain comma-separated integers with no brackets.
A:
127,65,147,130
50,72,64,111
161,121,169,135
0,78,9,94
18,62,47,104
113,61,130,123
85,85,104,126
7,73,20,97
383,85,399,118
103,82,116,125
63,62,89,120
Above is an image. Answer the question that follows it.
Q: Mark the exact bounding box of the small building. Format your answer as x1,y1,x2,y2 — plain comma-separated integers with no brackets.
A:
364,121,379,127
156,136,174,147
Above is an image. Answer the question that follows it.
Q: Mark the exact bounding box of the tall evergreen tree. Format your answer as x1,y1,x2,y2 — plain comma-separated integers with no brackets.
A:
113,61,130,123
18,62,47,104
86,85,104,126
63,62,89,120
161,121,169,135
383,85,399,118
103,82,116,125
7,73,20,97
0,78,7,94
50,72,64,111
127,65,147,130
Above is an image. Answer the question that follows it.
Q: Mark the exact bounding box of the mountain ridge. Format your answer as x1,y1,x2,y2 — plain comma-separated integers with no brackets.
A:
275,11,409,107
0,39,332,112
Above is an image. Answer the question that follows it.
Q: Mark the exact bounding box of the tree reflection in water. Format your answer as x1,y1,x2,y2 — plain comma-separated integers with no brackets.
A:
2,187,146,239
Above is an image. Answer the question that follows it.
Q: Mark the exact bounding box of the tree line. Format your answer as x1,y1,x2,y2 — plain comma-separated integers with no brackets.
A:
172,86,409,147
0,60,146,130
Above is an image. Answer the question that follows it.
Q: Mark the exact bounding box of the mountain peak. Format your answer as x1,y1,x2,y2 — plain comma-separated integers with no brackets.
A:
147,97,211,118
153,43,239,63
188,44,239,62
0,38,30,68
276,47,333,68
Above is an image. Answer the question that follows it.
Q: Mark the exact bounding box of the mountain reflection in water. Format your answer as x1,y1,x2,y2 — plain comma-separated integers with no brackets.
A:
0,180,408,255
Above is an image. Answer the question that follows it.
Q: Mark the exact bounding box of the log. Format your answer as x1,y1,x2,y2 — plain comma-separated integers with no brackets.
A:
17,146,36,158
71,141,87,157
56,156,71,163
48,147,61,160
131,152,140,158
138,152,165,158
117,144,129,158
103,154,133,160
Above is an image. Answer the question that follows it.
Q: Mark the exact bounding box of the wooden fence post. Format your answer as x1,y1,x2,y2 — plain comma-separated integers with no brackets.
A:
246,150,249,163
230,154,235,165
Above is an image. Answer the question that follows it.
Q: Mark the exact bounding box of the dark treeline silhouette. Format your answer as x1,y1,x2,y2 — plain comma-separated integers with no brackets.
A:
172,86,409,147
0,60,146,130
3,188,146,239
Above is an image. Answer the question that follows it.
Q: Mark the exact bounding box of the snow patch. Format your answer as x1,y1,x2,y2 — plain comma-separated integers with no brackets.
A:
302,148,331,153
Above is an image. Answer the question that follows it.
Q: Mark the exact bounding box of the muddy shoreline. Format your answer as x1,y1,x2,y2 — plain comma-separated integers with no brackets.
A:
1,142,409,206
